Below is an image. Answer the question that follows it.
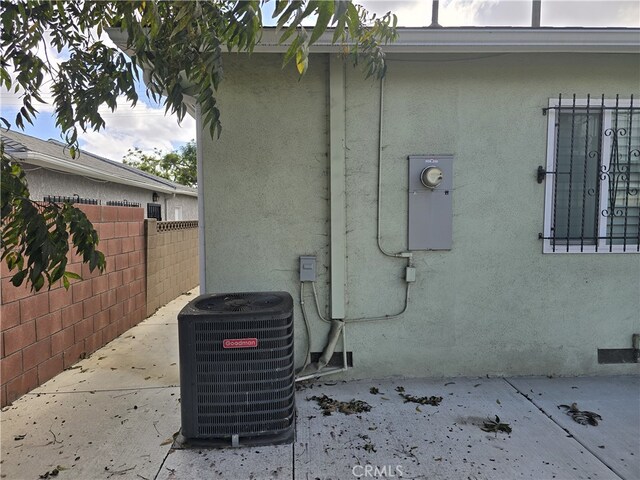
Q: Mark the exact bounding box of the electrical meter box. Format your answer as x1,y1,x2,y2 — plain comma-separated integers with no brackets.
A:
408,155,453,250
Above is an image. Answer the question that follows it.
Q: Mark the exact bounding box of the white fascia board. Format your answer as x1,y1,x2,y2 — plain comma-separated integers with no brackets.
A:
255,28,640,54
107,27,640,56
13,151,197,197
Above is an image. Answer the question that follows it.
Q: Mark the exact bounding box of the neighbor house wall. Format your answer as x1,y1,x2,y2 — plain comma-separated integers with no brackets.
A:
0,205,146,406
146,220,199,316
200,52,640,379
22,167,199,221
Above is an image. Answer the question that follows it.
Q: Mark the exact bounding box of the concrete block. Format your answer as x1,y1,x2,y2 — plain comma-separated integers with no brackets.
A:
5,367,37,405
1,301,21,331
3,322,36,356
35,311,62,340
23,338,51,370
1,351,22,383
61,303,83,329
37,353,63,384
19,293,49,322
51,327,74,355
71,280,92,303
49,287,72,312
74,317,94,342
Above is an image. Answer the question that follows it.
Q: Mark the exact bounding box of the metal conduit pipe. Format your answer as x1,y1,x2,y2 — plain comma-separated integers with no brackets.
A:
377,77,412,260
299,282,313,372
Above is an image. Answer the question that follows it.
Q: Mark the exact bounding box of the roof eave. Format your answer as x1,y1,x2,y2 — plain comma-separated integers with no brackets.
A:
254,27,640,54
12,151,198,197
107,27,640,55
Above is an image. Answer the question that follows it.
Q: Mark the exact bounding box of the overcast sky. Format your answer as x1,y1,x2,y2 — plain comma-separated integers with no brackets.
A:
1,0,638,162
362,0,640,27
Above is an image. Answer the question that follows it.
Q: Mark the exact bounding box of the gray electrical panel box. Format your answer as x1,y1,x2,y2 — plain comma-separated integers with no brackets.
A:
408,155,453,250
299,256,317,282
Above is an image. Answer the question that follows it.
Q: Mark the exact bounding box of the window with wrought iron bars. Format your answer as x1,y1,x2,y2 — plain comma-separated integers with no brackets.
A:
540,95,639,253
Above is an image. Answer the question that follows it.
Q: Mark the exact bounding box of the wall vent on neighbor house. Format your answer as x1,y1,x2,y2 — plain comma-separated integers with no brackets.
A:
177,292,295,447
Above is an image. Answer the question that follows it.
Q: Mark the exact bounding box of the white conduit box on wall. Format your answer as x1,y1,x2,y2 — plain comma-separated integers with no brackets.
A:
408,155,454,250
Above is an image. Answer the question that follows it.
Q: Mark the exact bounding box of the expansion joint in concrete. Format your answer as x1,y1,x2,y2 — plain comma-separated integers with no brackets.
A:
502,378,625,480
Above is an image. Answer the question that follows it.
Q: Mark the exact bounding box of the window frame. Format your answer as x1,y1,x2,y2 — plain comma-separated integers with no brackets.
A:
543,97,639,254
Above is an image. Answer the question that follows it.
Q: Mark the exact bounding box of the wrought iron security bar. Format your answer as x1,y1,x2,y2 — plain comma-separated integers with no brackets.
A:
539,94,639,252
43,195,99,204
106,200,141,207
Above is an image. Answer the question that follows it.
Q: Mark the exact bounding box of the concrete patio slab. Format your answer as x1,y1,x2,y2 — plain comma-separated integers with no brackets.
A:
0,387,179,480
0,290,195,480
2,287,638,480
157,445,293,480
292,377,620,480
28,293,189,394
508,375,640,480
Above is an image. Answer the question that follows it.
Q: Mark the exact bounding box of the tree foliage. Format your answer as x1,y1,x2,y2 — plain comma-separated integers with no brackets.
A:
1,143,105,291
1,0,397,291
123,141,197,188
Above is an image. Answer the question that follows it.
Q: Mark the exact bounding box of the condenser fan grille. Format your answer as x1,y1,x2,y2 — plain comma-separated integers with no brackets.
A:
195,293,284,313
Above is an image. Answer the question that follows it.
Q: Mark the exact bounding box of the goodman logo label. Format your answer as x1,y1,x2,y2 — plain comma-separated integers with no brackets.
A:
223,338,258,349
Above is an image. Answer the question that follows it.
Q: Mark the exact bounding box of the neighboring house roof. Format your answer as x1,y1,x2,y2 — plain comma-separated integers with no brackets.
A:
1,130,197,197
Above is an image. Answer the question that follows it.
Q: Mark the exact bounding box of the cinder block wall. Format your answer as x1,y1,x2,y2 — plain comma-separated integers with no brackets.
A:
0,205,146,406
146,220,199,316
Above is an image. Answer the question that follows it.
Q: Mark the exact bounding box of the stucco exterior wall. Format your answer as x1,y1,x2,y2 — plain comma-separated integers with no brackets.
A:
23,166,198,220
200,52,640,378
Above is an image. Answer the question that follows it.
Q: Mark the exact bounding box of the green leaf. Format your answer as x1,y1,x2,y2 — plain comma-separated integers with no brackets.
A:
295,45,309,75
10,270,27,287
309,1,334,45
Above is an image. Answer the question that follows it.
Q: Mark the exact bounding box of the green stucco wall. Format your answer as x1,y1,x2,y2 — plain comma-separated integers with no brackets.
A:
200,52,640,378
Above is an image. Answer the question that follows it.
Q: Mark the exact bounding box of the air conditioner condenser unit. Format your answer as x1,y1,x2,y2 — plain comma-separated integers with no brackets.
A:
177,291,295,447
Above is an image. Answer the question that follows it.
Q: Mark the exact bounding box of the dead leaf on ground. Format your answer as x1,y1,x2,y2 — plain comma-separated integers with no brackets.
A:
308,395,372,416
558,403,602,426
399,392,443,406
480,415,512,434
